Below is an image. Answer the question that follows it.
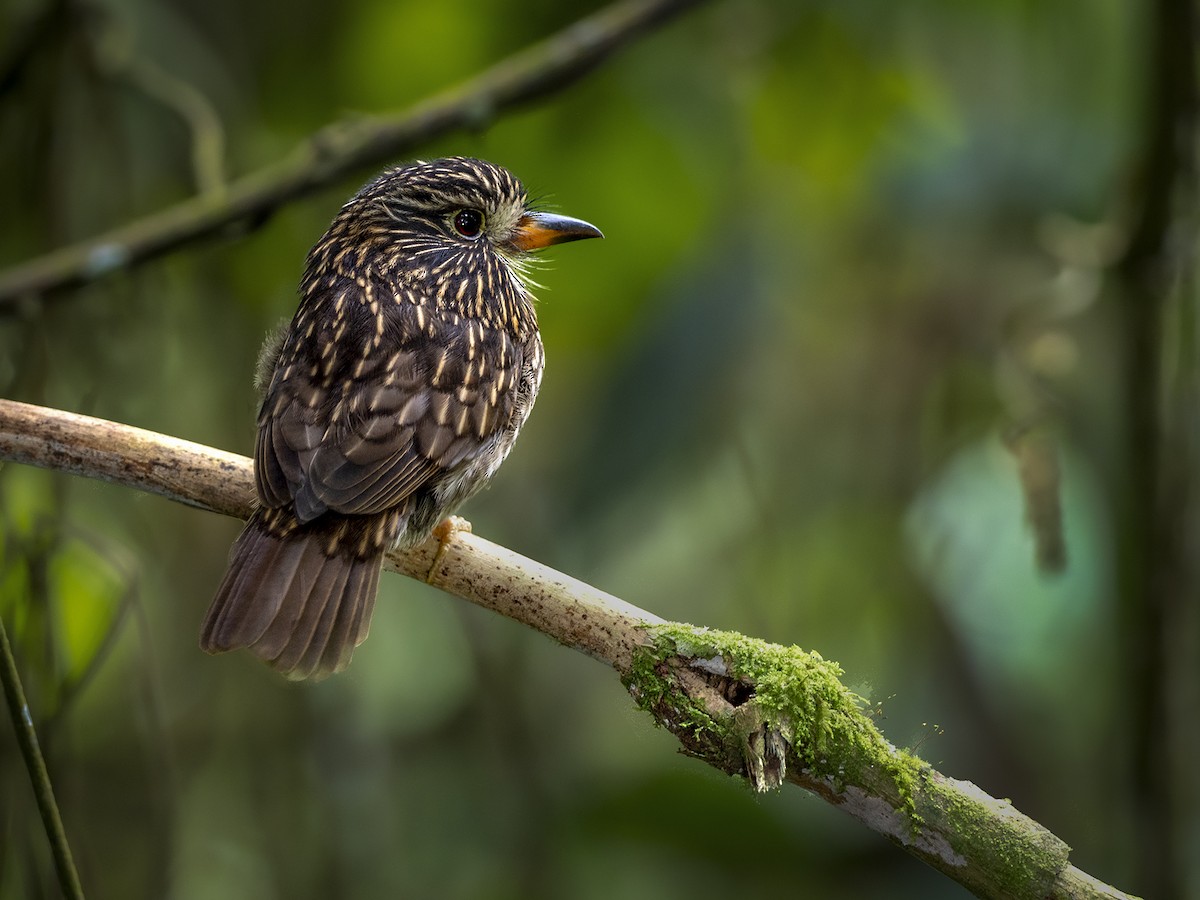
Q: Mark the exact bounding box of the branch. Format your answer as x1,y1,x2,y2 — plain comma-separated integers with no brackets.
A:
0,613,85,900
0,0,705,306
0,399,1138,900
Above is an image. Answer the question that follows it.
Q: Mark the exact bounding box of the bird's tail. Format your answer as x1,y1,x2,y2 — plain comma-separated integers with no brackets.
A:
200,512,381,680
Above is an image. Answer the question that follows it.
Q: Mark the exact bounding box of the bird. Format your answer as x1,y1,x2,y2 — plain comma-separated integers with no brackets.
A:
200,157,601,680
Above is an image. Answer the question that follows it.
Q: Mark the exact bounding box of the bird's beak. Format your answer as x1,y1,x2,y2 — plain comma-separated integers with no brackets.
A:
509,211,603,251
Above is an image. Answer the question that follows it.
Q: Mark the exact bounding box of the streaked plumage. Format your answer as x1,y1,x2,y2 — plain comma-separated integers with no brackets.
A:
201,157,600,679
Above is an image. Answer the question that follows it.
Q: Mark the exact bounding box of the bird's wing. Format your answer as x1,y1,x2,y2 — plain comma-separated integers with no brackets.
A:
255,299,523,523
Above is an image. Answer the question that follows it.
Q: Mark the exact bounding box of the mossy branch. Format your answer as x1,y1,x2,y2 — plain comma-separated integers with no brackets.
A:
0,0,705,306
0,398,1138,900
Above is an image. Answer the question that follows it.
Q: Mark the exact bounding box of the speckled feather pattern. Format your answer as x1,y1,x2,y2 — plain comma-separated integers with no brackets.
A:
201,157,588,680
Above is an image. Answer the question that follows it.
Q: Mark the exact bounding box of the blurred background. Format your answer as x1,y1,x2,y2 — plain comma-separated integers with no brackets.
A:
1,0,1196,897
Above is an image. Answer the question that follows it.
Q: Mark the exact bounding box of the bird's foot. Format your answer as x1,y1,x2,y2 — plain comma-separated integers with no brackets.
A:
425,516,472,583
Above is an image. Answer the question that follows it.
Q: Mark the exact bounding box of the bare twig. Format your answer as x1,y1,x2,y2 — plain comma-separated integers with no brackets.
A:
0,614,86,900
0,398,1140,900
119,58,228,195
0,0,706,306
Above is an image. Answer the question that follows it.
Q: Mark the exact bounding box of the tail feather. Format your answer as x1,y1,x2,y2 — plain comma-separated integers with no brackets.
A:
247,539,329,661
271,553,349,675
298,561,379,677
201,513,383,680
209,533,295,650
202,526,286,653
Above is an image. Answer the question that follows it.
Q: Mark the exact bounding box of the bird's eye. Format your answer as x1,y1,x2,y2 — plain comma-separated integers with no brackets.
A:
452,209,484,238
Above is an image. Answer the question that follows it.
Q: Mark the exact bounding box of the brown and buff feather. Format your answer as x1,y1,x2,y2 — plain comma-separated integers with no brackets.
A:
200,157,598,679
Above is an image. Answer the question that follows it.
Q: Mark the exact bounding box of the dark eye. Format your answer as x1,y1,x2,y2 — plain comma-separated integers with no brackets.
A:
453,209,484,238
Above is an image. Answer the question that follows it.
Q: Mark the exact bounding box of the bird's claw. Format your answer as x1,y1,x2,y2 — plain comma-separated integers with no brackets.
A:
433,515,472,542
426,516,472,582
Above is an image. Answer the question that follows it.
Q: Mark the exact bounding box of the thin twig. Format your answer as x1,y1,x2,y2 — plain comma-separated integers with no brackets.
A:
0,0,706,306
0,398,1141,900
118,58,228,196
0,614,86,900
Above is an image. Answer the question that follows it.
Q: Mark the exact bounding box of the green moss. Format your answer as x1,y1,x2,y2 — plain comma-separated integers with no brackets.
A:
918,773,1070,897
624,623,923,821
623,624,1089,896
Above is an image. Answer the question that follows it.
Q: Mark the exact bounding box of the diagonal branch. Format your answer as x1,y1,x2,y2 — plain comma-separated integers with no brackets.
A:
0,398,1139,900
0,0,705,307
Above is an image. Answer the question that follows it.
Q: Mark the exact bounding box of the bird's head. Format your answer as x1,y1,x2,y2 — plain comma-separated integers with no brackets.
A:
307,157,601,323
